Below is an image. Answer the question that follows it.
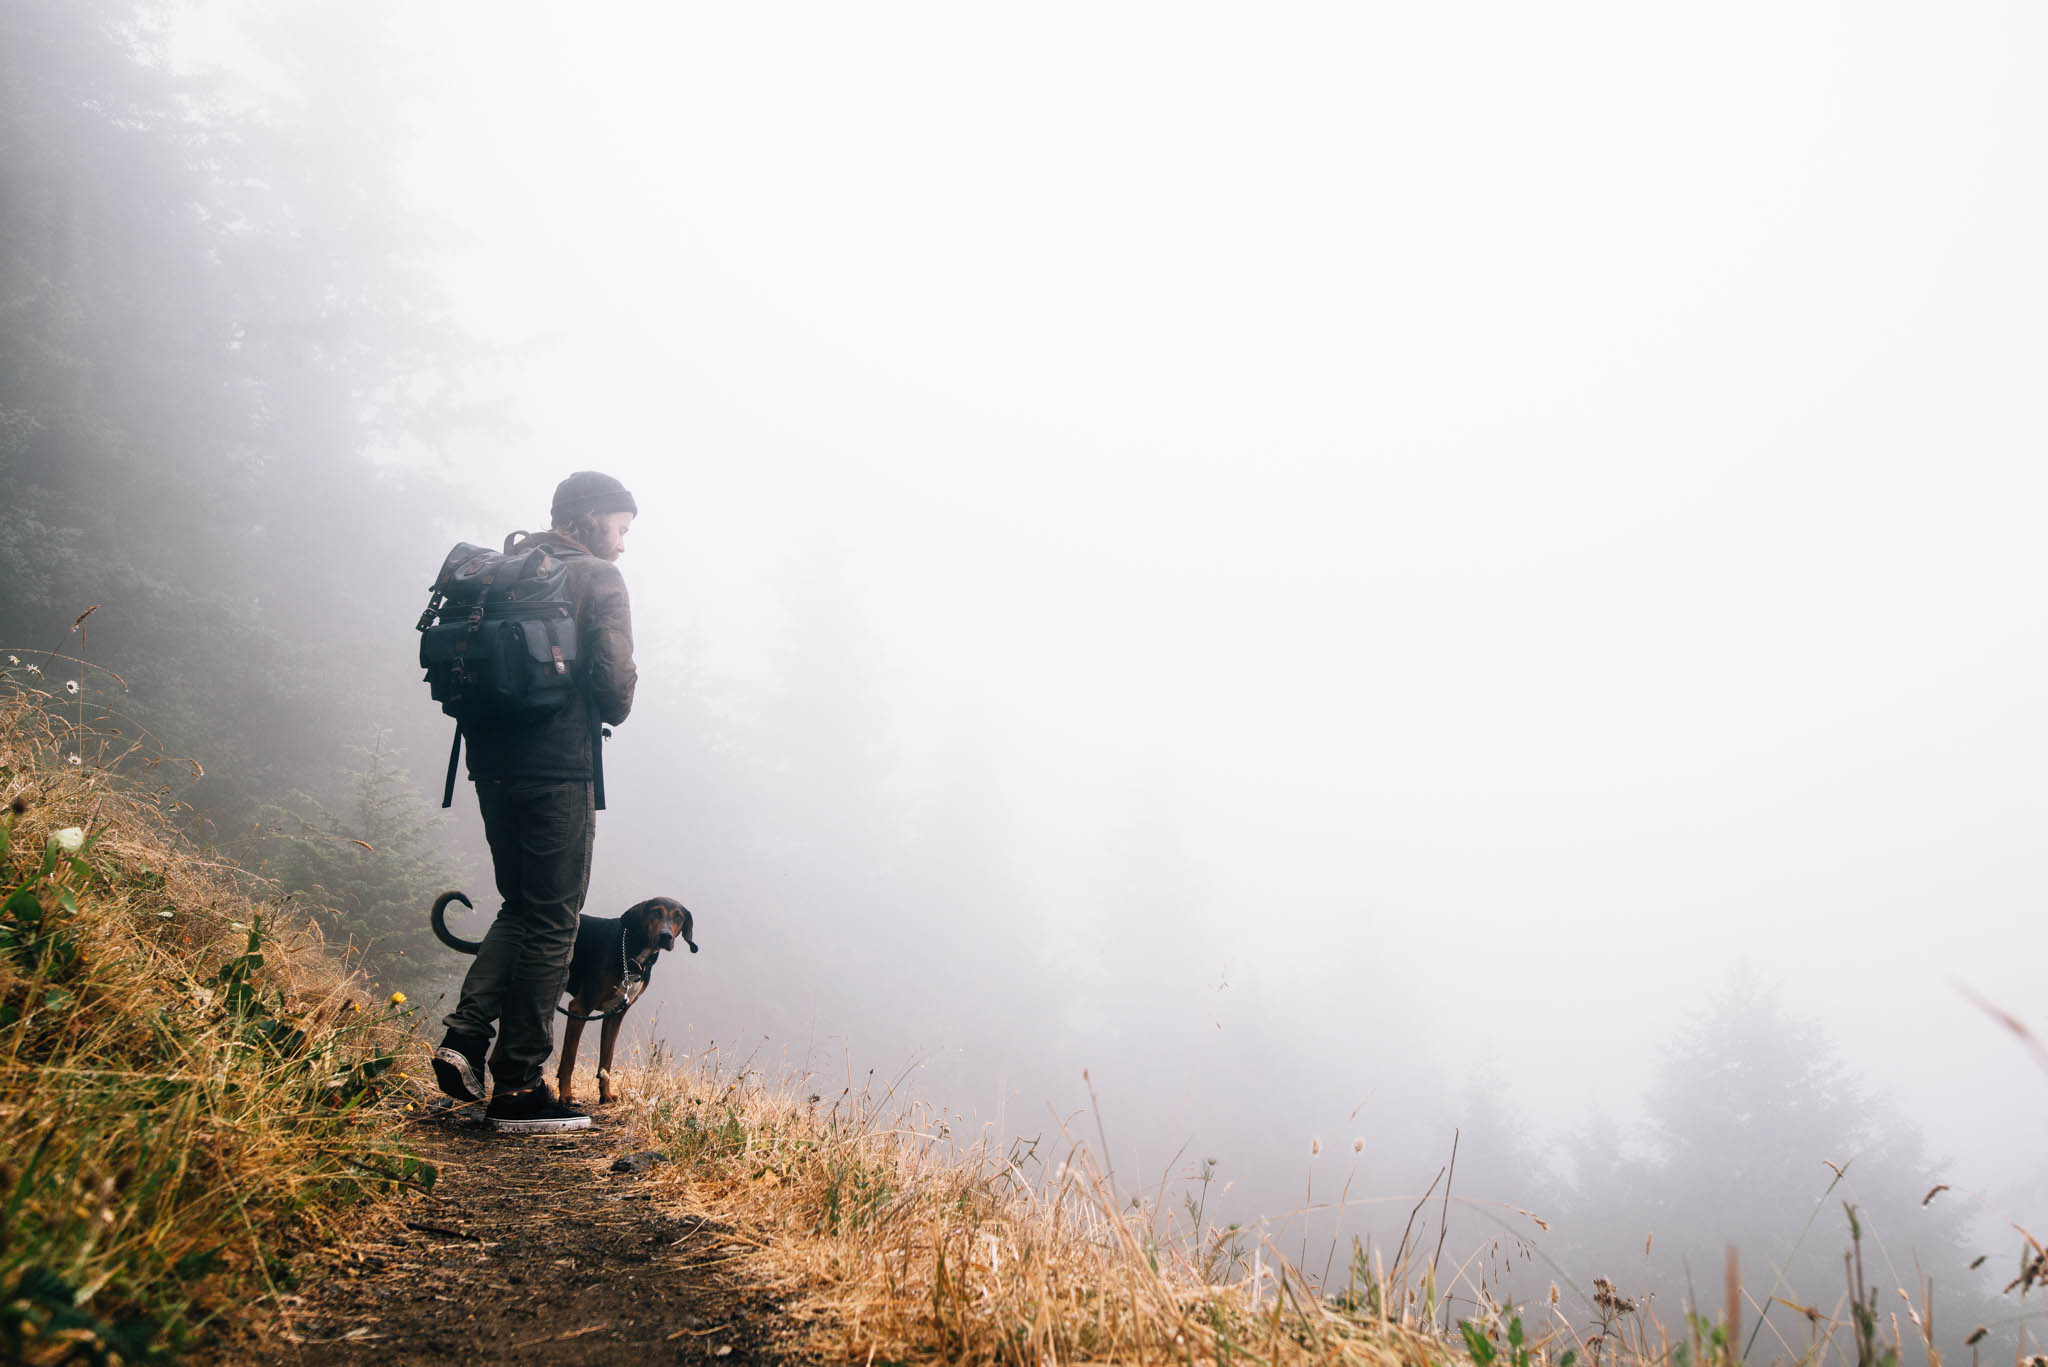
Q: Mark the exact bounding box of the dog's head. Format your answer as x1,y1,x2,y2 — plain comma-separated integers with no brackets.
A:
625,897,698,955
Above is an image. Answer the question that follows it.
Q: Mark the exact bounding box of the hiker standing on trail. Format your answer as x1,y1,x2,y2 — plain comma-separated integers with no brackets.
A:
428,471,639,1133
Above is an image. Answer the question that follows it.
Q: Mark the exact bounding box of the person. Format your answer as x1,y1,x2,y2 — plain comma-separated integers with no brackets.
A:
432,471,639,1133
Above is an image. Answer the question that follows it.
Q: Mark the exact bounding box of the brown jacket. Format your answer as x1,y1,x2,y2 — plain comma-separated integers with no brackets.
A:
462,531,637,782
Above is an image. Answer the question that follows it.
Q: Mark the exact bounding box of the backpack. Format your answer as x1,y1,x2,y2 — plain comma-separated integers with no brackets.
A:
417,538,604,809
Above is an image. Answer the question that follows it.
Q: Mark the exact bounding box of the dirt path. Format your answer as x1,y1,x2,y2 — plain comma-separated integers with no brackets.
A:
208,1104,815,1366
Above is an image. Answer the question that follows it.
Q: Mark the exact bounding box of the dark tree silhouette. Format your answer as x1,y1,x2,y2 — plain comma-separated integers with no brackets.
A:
0,0,477,980
1539,977,2000,1363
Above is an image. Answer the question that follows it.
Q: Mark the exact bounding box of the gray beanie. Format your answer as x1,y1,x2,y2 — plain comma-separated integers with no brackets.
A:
551,471,639,526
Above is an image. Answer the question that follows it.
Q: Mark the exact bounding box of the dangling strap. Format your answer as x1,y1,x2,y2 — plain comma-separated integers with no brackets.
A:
442,723,462,808
589,697,607,812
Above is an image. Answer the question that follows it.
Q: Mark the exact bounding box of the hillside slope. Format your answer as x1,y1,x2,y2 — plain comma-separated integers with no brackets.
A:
0,679,431,1361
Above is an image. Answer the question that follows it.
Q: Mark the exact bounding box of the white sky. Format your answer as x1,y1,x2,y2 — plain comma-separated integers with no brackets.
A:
175,2,2047,1202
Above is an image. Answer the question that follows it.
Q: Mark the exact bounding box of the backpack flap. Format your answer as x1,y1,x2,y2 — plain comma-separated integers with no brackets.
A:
431,542,497,596
418,541,581,725
517,616,579,676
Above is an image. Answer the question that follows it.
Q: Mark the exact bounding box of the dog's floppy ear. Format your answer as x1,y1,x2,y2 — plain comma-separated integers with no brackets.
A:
622,898,698,953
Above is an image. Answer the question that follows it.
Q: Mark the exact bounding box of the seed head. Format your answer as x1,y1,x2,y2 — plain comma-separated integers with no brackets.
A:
52,827,84,853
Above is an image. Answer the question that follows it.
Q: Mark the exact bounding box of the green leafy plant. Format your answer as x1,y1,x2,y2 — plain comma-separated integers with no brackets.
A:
1844,1206,1901,1367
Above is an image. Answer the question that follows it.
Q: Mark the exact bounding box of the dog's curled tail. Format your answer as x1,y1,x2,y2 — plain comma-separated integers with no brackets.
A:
430,890,484,954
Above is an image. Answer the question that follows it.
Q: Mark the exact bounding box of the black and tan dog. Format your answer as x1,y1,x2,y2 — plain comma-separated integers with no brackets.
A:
431,892,698,1104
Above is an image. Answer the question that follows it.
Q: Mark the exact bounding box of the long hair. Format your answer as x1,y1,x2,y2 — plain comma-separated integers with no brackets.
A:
554,511,607,553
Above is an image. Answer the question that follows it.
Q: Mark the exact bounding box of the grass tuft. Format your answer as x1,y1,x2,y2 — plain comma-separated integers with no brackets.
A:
0,668,429,1362
601,1053,1453,1366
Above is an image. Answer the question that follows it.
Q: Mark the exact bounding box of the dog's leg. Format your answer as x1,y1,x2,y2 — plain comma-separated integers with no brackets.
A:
558,1005,589,1104
597,1009,625,1104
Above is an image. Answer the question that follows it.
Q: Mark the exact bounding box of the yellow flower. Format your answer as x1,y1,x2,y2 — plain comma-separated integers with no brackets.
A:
389,991,407,1006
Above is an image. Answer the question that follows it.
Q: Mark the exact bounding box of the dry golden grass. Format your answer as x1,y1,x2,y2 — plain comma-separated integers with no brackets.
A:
580,1053,2046,1367
589,1053,1462,1367
0,671,428,1362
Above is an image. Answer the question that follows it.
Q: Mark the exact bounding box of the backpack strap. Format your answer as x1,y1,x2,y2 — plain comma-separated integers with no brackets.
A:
442,723,462,809
589,697,607,812
443,717,593,809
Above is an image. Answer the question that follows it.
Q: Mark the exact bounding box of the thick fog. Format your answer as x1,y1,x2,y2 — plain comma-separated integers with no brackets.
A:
162,2,2042,1349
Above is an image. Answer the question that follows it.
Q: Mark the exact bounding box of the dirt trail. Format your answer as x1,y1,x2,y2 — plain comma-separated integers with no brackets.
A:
208,1104,814,1366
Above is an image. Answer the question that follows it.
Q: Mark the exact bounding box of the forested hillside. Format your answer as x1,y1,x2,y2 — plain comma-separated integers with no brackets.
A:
0,0,467,986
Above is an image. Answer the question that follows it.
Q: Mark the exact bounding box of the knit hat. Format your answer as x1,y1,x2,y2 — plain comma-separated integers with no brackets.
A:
551,471,639,526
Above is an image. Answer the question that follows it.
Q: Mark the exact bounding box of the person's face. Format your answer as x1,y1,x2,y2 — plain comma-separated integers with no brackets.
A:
590,510,634,561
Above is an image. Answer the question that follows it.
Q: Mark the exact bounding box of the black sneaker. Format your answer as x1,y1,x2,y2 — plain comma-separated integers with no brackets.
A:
487,1084,591,1134
432,1031,488,1104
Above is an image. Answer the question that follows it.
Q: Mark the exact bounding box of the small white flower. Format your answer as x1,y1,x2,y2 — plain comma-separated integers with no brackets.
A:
63,680,79,696
6,655,17,665
25,664,41,676
65,754,81,767
52,827,85,853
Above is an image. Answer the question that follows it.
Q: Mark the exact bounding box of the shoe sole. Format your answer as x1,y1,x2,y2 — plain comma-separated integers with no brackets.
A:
491,1114,593,1133
432,1048,486,1103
